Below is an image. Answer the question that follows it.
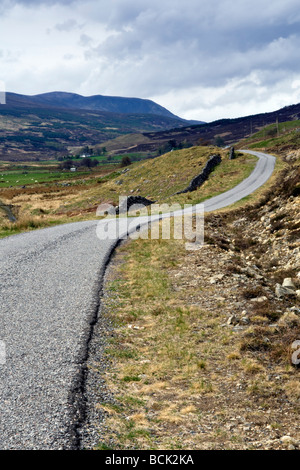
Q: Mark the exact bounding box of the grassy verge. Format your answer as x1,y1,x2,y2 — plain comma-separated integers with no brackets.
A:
97,235,213,450
0,215,67,239
93,198,299,449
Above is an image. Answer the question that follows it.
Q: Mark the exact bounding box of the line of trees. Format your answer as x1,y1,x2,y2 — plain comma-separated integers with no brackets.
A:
158,139,193,155
58,157,99,170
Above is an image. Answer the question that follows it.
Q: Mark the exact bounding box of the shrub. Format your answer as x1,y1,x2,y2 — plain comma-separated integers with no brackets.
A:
120,156,132,167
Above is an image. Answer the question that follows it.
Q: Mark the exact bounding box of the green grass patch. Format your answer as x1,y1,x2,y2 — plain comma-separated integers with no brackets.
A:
0,168,93,188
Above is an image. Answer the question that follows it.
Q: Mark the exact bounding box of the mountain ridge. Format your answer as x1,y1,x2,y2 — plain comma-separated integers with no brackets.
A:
0,92,203,161
108,101,300,154
5,91,203,124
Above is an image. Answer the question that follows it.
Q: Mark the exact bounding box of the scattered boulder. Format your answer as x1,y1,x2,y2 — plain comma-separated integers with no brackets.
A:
280,436,299,448
209,274,225,284
240,315,250,325
275,284,296,298
227,315,239,326
291,306,300,314
282,278,296,289
250,296,268,303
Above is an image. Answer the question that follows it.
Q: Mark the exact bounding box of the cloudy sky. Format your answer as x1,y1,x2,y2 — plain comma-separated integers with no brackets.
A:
1,0,300,122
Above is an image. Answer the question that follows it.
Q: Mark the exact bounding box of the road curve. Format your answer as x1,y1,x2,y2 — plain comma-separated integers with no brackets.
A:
0,150,275,449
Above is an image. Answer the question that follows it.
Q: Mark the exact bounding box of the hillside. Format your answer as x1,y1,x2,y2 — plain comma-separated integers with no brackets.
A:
237,119,300,154
6,92,197,122
0,146,257,236
0,92,200,161
2,93,300,163
101,102,300,155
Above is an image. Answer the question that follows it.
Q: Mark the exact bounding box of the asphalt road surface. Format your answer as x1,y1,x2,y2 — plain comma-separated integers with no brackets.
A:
0,150,276,449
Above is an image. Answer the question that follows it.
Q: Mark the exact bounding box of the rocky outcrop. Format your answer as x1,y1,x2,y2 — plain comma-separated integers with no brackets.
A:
175,154,221,195
229,147,236,160
116,196,155,214
0,201,17,222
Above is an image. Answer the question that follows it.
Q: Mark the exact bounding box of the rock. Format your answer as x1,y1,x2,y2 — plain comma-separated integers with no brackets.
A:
250,296,268,303
240,316,250,325
296,290,300,298
209,274,225,284
241,266,264,280
227,315,239,326
291,306,300,314
275,284,296,298
233,326,245,331
229,147,236,160
282,278,296,289
280,436,297,447
116,196,155,214
232,218,246,227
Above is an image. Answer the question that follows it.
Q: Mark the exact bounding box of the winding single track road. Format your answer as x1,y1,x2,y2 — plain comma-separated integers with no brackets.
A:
0,150,275,449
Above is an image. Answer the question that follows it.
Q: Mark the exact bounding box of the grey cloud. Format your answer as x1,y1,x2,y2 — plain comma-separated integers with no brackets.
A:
79,34,92,47
83,0,300,97
7,0,77,5
54,18,81,32
0,0,77,14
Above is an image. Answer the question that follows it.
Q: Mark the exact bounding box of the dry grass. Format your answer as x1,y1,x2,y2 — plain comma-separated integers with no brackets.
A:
93,216,300,450
0,146,258,238
97,235,228,449
92,153,299,449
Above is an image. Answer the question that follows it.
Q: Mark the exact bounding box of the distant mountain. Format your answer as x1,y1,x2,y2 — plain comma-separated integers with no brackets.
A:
3,91,300,162
0,92,203,161
5,92,203,124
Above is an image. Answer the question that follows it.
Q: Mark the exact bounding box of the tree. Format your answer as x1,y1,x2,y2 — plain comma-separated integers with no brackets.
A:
80,145,94,155
59,159,74,170
120,156,132,167
81,157,99,168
